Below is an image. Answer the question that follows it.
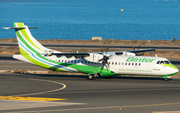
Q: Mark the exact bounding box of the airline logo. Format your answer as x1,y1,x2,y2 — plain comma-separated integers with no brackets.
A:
126,57,156,63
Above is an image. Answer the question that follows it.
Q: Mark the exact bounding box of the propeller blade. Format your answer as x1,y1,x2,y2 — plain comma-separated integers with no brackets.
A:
98,58,103,62
100,45,112,72
101,46,104,55
133,46,135,52
101,61,106,72
106,45,110,55
138,43,142,50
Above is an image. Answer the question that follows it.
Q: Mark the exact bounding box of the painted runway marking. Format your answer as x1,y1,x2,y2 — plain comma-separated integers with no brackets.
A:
115,102,180,110
48,87,180,94
4,102,180,113
0,96,67,101
0,76,66,96
12,78,66,96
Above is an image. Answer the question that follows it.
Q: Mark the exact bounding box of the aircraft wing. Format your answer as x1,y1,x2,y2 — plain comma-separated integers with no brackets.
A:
51,53,90,58
114,48,155,55
50,48,155,57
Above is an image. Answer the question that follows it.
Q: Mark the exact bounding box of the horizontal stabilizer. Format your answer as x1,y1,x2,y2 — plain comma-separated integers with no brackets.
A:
2,27,37,29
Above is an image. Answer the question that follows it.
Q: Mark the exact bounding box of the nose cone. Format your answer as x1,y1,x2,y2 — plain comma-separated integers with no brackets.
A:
163,64,179,75
171,65,179,74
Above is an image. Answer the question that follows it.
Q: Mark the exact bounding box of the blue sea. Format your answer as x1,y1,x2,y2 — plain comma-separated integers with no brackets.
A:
1,0,180,40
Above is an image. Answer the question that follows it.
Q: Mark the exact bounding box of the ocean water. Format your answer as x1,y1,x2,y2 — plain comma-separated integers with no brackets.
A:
0,0,180,40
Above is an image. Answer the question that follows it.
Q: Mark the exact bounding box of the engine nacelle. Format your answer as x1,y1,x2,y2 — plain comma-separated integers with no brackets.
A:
83,53,104,62
122,52,136,56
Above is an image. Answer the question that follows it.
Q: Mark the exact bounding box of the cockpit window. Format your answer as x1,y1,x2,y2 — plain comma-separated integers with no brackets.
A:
157,60,171,64
164,60,171,64
160,61,164,64
157,61,160,64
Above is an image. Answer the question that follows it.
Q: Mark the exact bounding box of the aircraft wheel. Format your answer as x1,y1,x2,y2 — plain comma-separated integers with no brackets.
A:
105,76,112,79
165,78,169,81
88,74,95,80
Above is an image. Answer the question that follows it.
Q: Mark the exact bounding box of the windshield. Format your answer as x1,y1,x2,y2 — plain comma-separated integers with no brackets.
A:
157,60,171,64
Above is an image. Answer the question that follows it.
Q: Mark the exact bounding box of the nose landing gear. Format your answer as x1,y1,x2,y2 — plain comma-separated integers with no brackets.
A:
164,75,170,81
164,78,169,81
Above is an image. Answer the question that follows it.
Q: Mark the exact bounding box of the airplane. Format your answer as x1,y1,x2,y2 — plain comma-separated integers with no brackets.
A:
2,22,179,81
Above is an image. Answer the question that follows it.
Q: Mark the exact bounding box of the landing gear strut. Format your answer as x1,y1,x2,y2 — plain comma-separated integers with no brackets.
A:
164,76,170,81
88,74,95,80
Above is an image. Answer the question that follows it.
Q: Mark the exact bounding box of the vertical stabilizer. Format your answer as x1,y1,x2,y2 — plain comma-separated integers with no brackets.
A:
14,22,47,55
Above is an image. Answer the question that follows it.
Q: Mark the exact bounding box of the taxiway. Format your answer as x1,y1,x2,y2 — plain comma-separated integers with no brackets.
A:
0,73,180,113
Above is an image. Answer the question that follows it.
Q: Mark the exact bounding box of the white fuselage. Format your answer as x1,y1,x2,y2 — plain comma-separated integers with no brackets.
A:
38,55,178,76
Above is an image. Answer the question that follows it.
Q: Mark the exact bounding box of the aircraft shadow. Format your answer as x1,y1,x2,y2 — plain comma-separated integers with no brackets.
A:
17,73,168,81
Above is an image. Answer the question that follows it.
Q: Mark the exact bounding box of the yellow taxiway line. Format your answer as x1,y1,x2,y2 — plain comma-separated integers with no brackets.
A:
0,95,67,101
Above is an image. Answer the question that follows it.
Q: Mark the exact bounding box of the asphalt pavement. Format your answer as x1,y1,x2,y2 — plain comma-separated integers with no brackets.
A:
0,73,180,113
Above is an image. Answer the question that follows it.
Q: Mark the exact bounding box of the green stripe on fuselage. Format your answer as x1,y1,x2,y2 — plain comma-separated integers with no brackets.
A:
20,48,67,72
161,64,178,70
20,48,48,68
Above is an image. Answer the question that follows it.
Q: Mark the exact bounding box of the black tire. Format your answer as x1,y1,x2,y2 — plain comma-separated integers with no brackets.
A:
105,76,112,79
165,78,169,81
88,74,95,80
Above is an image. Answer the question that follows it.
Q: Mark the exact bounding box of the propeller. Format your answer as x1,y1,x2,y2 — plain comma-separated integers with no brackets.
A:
99,45,111,72
138,42,142,51
133,43,143,56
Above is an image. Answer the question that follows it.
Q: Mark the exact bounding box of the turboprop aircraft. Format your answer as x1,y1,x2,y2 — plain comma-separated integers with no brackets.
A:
3,22,179,81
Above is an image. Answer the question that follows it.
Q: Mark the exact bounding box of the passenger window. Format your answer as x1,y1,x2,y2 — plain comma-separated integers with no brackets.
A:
115,62,117,65
160,61,164,64
62,60,64,63
139,63,141,66
125,63,127,65
132,63,134,66
135,63,137,66
129,63,131,65
122,62,124,65
112,62,114,65
119,62,120,65
109,62,111,65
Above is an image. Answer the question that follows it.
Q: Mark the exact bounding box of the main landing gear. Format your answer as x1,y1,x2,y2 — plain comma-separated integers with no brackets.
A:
88,74,112,80
88,74,95,80
164,78,169,81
